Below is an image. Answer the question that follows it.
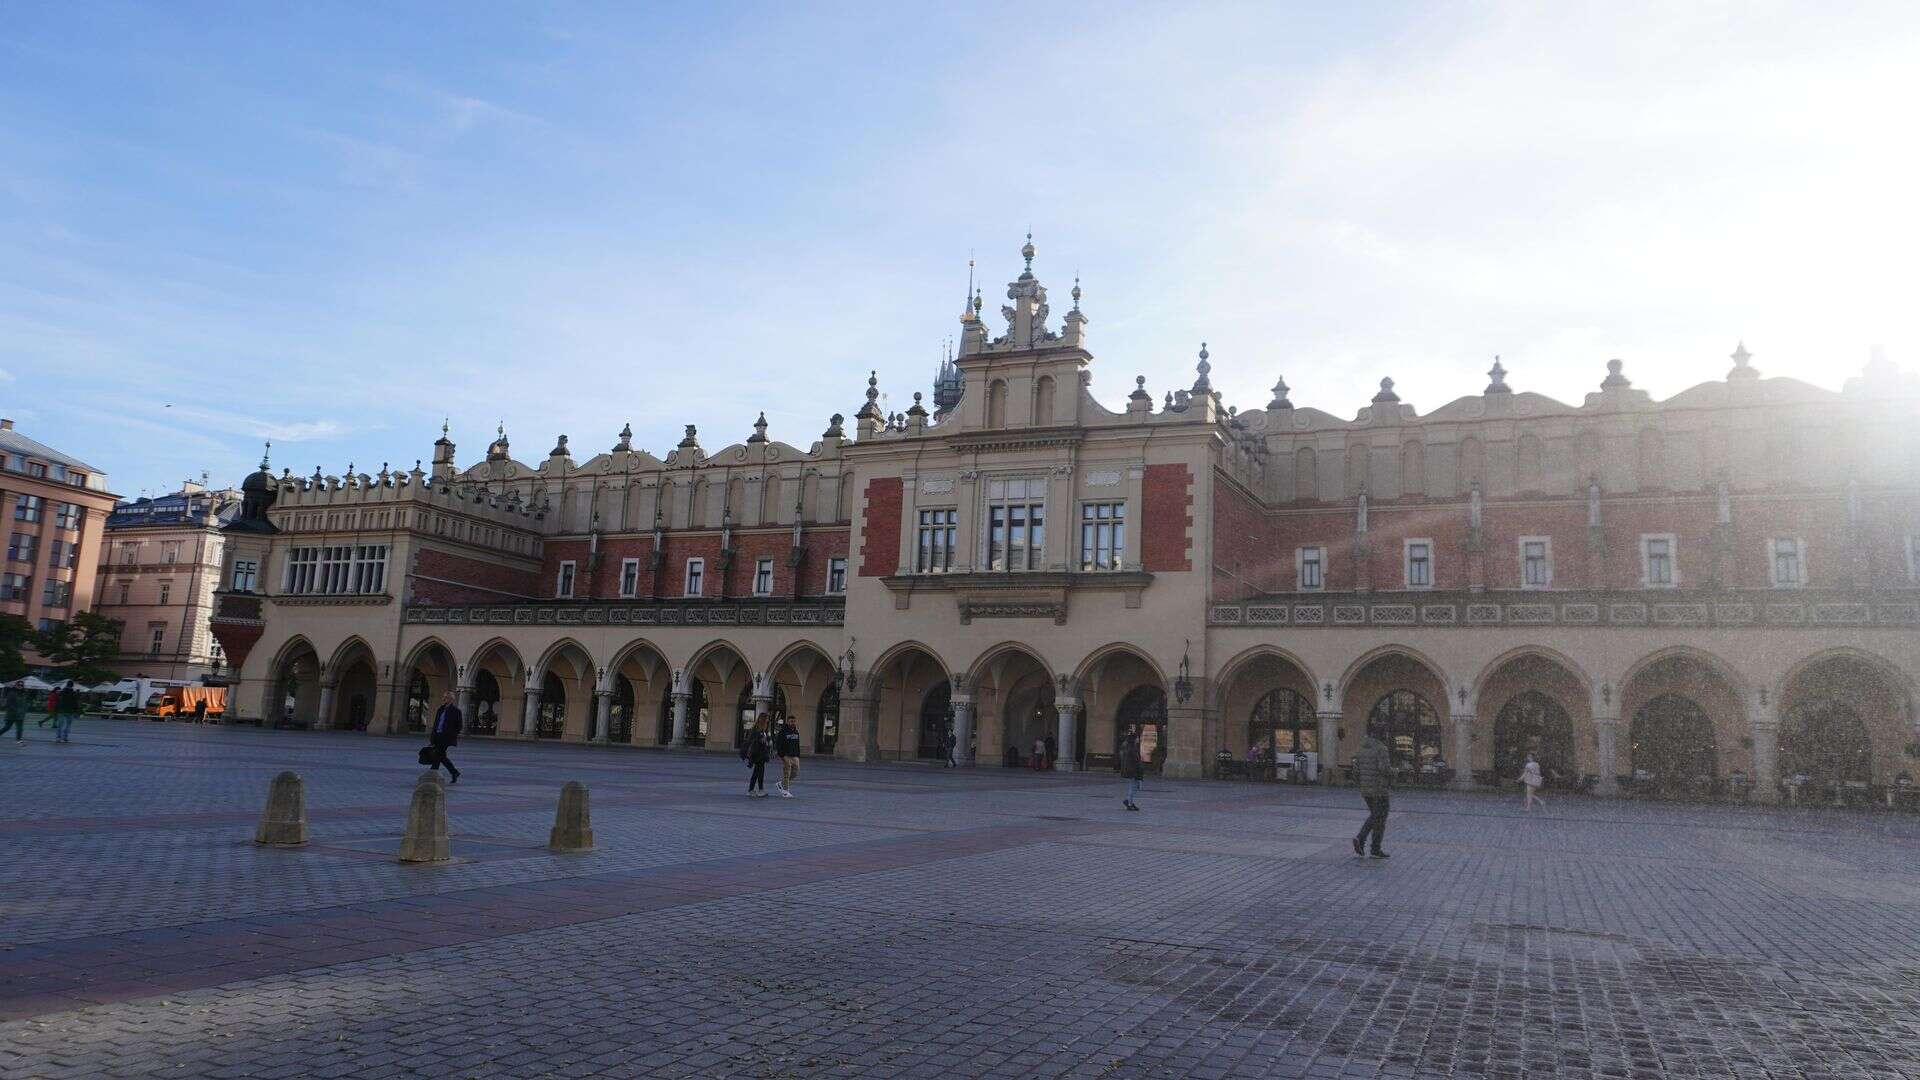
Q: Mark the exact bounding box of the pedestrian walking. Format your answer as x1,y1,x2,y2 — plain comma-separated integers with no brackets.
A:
51,682,81,743
192,697,208,724
1031,736,1046,771
775,715,802,797
38,688,56,728
1351,728,1392,858
429,691,462,784
944,726,957,767
744,714,773,797
1044,734,1058,770
0,686,26,743
1120,727,1144,811
1520,753,1545,813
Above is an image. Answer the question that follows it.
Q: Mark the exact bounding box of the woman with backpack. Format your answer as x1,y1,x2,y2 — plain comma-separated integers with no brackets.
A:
744,714,773,798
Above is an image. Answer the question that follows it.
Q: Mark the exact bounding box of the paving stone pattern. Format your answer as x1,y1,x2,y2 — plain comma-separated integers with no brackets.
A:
3,720,1919,1078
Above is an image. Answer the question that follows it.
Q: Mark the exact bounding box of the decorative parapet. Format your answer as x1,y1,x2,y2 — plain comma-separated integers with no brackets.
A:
404,599,846,628
1207,591,1918,629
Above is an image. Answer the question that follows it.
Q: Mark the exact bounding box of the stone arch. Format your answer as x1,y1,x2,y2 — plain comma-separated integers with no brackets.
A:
1399,440,1426,499
531,637,596,685
604,638,670,745
1772,646,1914,715
1294,446,1318,501
326,637,380,732
1337,645,1448,774
528,639,594,740
768,639,838,754
965,641,1054,688
684,639,753,750
465,637,527,685
401,637,458,735
986,379,1008,428
1778,648,1916,791
866,642,951,762
1622,646,1747,796
1472,644,1593,701
1474,646,1594,787
1621,645,1746,700
1215,644,1322,710
1033,374,1057,425
1337,644,1447,704
1073,644,1168,769
325,635,377,676
465,637,527,738
263,635,322,729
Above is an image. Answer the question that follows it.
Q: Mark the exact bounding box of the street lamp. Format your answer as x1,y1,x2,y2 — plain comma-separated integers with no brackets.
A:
1173,640,1193,704
839,638,858,693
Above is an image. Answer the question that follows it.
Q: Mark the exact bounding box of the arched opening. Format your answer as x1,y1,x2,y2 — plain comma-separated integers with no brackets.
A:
769,643,836,757
1032,375,1056,425
1492,691,1576,789
1215,647,1319,780
406,673,430,734
1250,687,1315,759
967,647,1050,768
1622,651,1744,798
986,379,1008,428
401,639,457,736
537,672,567,739
329,641,378,732
685,643,750,751
815,683,840,754
1780,701,1872,793
267,639,322,729
1116,685,1168,774
1074,647,1167,772
1630,694,1718,795
1779,654,1912,798
609,675,635,743
471,670,502,735
1293,447,1318,501
1368,690,1442,775
869,644,950,762
918,681,952,761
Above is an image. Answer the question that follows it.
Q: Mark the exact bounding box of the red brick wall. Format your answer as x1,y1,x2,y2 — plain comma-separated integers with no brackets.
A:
859,477,903,577
410,548,540,604
1142,465,1194,573
537,528,852,599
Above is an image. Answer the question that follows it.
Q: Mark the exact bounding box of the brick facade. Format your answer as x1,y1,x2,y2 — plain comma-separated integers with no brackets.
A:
859,477,903,578
410,547,540,604
1141,464,1193,573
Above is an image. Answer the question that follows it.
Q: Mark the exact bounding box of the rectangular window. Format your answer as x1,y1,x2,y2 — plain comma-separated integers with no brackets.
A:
14,494,41,522
619,558,640,598
1520,537,1552,589
985,477,1045,572
1769,537,1804,587
41,578,69,607
118,581,130,605
2,573,28,600
1078,502,1126,571
916,508,957,573
282,546,319,594
7,532,35,563
1297,546,1325,591
1641,535,1677,587
753,557,774,596
162,541,180,564
150,626,166,656
556,560,576,599
350,545,387,594
232,559,258,592
684,558,704,596
122,543,138,565
158,582,172,606
1404,539,1433,589
26,462,45,478
826,555,847,594
54,503,80,530
49,539,76,569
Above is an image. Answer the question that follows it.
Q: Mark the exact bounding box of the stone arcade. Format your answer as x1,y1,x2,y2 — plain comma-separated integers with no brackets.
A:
210,241,1920,801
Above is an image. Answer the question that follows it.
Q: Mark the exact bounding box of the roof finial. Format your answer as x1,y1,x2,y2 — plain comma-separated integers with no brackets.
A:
749,411,769,442
962,252,976,321
1070,275,1081,312
441,418,449,438
1601,358,1631,389
1485,356,1511,394
1268,377,1292,410
260,440,272,471
1020,231,1035,277
1192,342,1212,393
1727,340,1759,381
1372,377,1400,404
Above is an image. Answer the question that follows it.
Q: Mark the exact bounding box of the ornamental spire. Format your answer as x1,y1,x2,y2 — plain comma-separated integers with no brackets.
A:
1484,356,1511,394
1727,340,1759,381
1192,342,1212,393
1268,377,1292,410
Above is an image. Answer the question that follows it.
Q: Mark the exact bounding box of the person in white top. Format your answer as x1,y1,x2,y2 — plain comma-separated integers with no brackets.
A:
1521,754,1546,812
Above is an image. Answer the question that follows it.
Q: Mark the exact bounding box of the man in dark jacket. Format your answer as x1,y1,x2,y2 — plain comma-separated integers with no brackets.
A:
775,716,802,797
430,691,462,783
1352,730,1391,858
1120,728,1143,811
745,714,773,797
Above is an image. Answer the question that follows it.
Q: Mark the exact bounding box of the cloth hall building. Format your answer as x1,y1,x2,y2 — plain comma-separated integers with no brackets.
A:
209,242,1920,802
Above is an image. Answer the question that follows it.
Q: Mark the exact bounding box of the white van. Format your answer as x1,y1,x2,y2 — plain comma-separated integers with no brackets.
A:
98,678,190,715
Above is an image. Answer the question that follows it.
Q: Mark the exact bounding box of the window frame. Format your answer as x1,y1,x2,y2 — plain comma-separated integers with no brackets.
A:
1296,545,1326,592
619,557,641,598
683,557,705,597
555,560,577,599
1640,533,1679,588
982,476,1047,573
1403,538,1435,590
915,507,957,574
1,572,29,601
231,559,258,593
1518,535,1553,590
14,494,41,523
1078,501,1127,572
157,581,172,606
1767,536,1806,589
752,557,775,597
826,555,847,594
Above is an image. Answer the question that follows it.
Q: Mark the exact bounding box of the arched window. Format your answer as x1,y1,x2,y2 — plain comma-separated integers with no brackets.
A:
1457,437,1485,495
1367,690,1442,772
1492,691,1575,786
1294,447,1318,501
1116,685,1169,774
472,670,500,736
1399,441,1426,498
1636,429,1666,491
1344,446,1368,496
1515,433,1544,493
918,681,952,760
1249,687,1314,756
1629,693,1717,788
537,673,567,739
1032,375,1056,425
815,683,840,754
986,380,1008,428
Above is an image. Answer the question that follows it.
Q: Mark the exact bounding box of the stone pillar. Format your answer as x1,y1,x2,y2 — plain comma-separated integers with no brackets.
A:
1053,700,1079,772
1316,710,1341,784
1163,701,1208,780
670,691,691,747
1450,713,1474,790
1750,692,1780,803
456,685,474,725
521,687,542,738
837,688,879,763
315,683,337,731
1593,717,1620,796
951,696,976,767
591,689,612,745
753,690,775,723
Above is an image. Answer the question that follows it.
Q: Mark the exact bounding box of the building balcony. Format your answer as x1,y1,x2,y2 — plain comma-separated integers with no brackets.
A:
1206,587,1919,631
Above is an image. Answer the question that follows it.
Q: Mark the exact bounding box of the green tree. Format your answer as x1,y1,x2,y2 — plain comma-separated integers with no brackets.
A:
0,614,32,683
35,611,124,688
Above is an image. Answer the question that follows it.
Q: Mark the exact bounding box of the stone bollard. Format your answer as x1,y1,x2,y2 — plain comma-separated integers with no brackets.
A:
398,771,451,863
549,781,593,853
253,771,309,847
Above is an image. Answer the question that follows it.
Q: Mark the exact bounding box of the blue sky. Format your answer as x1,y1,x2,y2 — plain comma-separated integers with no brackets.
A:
3,2,1916,498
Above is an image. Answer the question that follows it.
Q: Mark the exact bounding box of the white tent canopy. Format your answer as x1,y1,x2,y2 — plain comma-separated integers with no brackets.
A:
5,676,55,691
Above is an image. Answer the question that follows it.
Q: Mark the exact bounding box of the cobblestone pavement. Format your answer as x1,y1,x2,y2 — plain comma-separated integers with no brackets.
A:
4,720,1920,1078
